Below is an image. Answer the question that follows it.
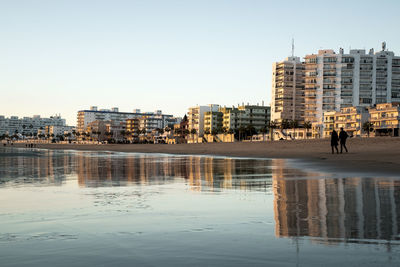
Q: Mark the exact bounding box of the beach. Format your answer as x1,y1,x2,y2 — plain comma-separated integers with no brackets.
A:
12,137,400,176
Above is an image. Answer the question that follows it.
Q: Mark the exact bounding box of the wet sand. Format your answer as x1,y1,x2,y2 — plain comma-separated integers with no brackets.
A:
12,137,400,176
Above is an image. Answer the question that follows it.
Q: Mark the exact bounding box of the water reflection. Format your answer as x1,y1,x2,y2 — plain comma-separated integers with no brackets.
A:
76,154,274,191
2,147,400,248
272,160,400,244
0,149,75,185
0,148,273,191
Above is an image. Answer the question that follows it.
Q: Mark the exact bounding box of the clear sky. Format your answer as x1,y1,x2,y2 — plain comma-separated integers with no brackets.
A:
1,0,399,125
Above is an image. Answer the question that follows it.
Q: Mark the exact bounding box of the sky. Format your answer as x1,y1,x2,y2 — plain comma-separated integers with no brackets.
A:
1,0,399,126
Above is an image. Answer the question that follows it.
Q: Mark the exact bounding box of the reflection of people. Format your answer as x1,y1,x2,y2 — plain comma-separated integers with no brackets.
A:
331,130,339,154
339,127,348,153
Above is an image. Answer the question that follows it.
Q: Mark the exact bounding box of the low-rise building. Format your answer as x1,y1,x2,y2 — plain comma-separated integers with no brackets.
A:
334,106,369,137
323,111,336,138
221,104,271,132
369,103,400,136
44,125,75,137
187,104,220,136
204,111,223,134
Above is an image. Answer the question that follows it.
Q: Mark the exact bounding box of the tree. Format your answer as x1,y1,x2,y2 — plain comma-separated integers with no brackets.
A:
303,121,312,139
237,126,246,141
245,125,257,138
259,126,268,141
268,121,278,141
362,121,374,137
190,129,197,135
290,120,299,139
280,119,290,140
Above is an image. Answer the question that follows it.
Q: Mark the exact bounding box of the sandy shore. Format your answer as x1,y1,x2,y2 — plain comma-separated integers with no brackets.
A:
11,137,400,177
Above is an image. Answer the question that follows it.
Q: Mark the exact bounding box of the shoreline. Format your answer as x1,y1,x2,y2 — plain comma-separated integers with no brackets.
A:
8,137,400,177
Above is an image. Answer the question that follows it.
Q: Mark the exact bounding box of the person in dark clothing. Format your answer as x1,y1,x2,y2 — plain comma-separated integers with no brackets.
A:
330,130,339,154
339,127,348,153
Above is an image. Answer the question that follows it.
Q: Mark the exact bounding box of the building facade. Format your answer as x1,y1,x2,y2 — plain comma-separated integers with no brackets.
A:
187,105,220,136
221,105,271,132
334,106,369,137
322,111,336,138
204,111,223,133
369,103,400,136
271,56,305,124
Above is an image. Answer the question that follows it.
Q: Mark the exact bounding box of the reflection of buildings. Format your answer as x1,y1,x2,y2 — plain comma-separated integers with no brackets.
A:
76,154,273,191
0,149,75,184
273,161,400,243
2,149,275,192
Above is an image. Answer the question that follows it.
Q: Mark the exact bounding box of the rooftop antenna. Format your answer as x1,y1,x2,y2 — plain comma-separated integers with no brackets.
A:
291,38,295,57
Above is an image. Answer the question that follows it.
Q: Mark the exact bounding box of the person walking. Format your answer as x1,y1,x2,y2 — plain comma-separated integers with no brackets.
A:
331,129,339,154
339,127,348,153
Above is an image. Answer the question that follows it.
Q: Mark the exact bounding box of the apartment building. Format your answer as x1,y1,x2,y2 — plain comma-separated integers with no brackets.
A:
204,111,223,133
77,106,176,133
369,103,400,136
334,106,369,137
44,125,74,137
0,114,66,135
271,56,305,124
187,105,220,136
322,111,336,138
221,104,271,131
274,43,400,126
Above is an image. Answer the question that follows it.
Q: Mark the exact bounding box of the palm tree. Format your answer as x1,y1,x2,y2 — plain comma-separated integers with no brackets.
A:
259,126,268,141
290,120,299,139
362,121,374,137
280,119,290,140
237,126,246,141
268,121,278,141
303,121,312,139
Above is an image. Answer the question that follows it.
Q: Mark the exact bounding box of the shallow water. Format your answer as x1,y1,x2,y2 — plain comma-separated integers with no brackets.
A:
1,148,400,266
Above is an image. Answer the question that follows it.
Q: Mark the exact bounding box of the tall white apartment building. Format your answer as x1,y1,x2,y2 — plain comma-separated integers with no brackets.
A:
0,115,66,135
187,104,220,136
77,106,176,133
303,43,400,124
271,56,305,124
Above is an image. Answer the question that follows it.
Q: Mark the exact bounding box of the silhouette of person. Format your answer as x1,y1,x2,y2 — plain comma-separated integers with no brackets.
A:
339,127,348,153
330,129,339,154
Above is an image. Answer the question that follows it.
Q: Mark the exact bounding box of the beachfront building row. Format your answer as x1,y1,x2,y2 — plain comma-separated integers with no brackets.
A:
271,43,400,127
0,114,68,136
77,106,180,133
